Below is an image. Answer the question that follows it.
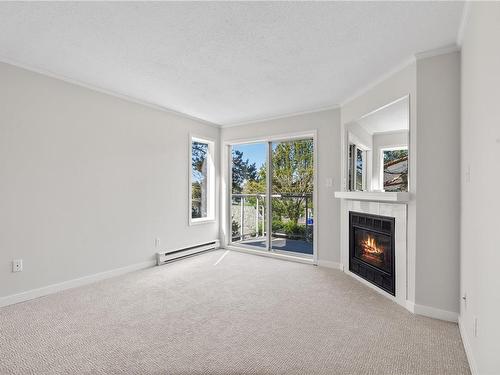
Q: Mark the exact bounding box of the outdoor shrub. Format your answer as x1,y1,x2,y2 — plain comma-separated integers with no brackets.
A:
272,219,284,232
283,222,306,236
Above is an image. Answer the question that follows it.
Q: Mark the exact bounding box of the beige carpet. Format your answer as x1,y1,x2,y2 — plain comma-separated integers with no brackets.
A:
0,250,470,375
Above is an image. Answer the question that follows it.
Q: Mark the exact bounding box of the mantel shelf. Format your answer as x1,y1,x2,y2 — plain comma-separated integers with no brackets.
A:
334,191,410,203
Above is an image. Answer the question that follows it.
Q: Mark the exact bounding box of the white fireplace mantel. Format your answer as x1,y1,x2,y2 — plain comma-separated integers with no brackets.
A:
334,191,410,203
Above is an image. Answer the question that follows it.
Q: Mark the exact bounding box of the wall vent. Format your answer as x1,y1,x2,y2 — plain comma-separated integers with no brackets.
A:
156,240,220,266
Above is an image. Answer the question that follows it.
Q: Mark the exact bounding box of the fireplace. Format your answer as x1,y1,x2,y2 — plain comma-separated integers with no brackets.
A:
349,211,395,295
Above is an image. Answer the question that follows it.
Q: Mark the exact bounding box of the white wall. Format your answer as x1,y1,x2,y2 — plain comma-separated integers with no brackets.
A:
415,51,461,315
341,63,418,303
220,109,341,264
347,122,372,148
0,62,220,300
460,3,500,374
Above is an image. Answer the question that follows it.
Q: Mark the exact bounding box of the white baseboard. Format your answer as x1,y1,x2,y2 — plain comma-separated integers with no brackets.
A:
405,300,415,313
0,259,156,308
408,301,459,322
458,316,478,375
317,260,343,270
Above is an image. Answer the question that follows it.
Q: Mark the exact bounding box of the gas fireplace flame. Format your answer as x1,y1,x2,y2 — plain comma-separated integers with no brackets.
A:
361,235,384,255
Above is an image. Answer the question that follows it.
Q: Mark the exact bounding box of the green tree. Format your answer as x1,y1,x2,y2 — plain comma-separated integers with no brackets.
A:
246,140,314,225
191,142,209,218
272,140,313,225
232,150,258,193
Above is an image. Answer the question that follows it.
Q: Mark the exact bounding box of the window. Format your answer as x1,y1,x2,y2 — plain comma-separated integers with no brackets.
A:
356,148,364,191
349,144,366,191
381,148,408,192
190,137,215,224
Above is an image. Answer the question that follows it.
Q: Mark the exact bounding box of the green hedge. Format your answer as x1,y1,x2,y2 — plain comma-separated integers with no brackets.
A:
272,220,306,236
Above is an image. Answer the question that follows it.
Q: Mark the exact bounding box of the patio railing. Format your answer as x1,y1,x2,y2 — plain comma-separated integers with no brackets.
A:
231,193,313,244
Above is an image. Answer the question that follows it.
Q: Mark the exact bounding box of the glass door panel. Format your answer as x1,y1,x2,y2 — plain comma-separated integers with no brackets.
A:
270,139,314,256
230,143,267,250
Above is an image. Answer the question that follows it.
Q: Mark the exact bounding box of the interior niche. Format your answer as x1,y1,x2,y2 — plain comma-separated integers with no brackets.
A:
345,96,410,193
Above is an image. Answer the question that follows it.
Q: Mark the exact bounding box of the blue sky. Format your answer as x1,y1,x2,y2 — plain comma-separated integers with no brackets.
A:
232,143,267,169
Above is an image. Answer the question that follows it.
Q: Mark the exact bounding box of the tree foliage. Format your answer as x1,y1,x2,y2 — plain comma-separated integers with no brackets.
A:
271,140,313,224
234,140,314,225
191,142,208,218
232,150,258,194
383,149,407,163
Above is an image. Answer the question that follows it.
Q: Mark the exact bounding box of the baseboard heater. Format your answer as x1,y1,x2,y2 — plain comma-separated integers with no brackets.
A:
156,240,220,266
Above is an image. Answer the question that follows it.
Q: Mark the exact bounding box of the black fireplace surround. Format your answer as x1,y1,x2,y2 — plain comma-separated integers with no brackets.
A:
349,211,395,295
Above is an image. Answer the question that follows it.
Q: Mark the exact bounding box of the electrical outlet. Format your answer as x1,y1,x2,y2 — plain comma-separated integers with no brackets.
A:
325,177,333,187
473,316,479,338
12,259,23,272
154,238,161,248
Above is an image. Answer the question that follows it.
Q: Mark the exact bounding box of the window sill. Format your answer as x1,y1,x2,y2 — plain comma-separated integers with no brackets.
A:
189,218,216,226
334,191,410,203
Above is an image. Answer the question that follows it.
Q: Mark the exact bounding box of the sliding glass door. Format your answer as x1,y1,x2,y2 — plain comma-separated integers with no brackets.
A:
270,139,314,255
230,142,268,249
229,137,314,258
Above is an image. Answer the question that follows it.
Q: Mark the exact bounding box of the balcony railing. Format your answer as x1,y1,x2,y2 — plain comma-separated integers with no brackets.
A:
231,193,313,255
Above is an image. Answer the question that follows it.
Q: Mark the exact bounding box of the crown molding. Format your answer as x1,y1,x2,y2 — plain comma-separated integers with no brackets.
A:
340,40,461,109
0,56,221,128
220,104,340,128
415,44,460,60
457,1,471,47
358,95,408,121
339,57,415,107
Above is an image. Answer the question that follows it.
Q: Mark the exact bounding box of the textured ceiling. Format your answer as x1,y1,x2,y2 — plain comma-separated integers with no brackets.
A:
0,2,464,126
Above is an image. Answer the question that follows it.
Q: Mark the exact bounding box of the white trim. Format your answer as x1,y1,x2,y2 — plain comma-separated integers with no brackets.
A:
0,56,220,128
224,131,318,262
189,217,216,225
316,260,343,270
415,44,460,60
405,300,415,313
346,267,411,309
312,130,319,264
358,95,409,122
0,260,156,308
266,141,272,251
459,316,478,375
340,58,415,107
372,129,408,136
457,2,471,47
225,245,314,266
334,191,410,203
224,130,319,147
189,135,216,225
221,105,340,128
410,302,459,322
341,95,411,193
333,45,456,117
343,270,456,322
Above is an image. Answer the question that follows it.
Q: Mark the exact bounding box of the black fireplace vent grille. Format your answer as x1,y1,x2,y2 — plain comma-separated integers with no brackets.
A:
349,211,395,295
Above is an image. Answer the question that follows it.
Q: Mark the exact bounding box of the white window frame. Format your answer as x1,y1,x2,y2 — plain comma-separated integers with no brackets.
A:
223,130,318,265
189,135,215,225
349,143,368,191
